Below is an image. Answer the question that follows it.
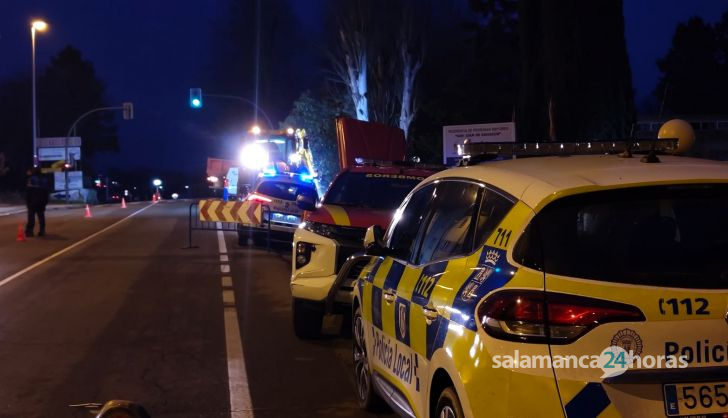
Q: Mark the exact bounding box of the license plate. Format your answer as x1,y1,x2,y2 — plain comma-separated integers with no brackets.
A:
664,382,728,416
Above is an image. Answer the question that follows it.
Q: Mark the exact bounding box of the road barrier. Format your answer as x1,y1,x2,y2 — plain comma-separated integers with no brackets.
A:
186,200,289,251
198,199,262,224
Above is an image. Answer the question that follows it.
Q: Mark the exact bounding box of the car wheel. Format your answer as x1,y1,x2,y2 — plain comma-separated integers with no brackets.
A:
435,387,464,418
353,305,386,411
292,298,322,339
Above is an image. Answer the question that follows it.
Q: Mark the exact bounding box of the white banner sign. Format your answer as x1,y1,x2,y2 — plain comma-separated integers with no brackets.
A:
54,171,83,191
442,122,516,165
39,147,82,162
226,167,239,195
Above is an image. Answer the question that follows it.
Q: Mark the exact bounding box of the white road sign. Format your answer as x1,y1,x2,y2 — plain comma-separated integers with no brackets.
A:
442,122,516,165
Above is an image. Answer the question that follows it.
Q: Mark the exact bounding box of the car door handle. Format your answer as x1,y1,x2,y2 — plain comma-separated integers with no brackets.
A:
383,289,396,304
422,303,439,325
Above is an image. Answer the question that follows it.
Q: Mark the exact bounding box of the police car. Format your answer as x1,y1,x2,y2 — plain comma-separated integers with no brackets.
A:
237,170,317,246
291,162,441,339
352,121,728,418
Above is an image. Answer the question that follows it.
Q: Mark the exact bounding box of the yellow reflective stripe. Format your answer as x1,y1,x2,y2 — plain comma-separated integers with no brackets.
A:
324,205,351,226
597,404,623,418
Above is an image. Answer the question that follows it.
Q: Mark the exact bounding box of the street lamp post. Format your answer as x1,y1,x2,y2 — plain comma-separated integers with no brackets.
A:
152,179,162,199
30,20,48,167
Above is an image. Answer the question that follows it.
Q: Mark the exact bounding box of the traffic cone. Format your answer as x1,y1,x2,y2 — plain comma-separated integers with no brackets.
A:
16,224,26,242
121,197,127,209
84,204,93,218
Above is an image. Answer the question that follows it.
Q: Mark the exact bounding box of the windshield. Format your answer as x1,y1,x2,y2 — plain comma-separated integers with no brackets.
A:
323,172,425,209
257,181,316,201
521,184,728,289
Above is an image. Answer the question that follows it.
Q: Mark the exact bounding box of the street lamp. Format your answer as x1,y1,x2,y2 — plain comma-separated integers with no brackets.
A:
31,19,48,167
152,178,162,197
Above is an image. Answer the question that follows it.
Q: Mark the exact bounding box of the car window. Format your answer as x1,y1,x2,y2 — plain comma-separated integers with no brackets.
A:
471,188,515,249
415,181,482,265
516,184,728,289
387,184,436,262
257,181,316,201
323,172,426,209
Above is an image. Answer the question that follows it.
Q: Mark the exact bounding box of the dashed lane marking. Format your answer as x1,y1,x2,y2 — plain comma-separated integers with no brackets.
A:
216,229,253,417
222,276,233,288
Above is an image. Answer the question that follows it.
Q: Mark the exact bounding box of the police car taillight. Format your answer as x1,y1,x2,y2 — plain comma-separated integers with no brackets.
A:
477,290,645,344
247,193,272,203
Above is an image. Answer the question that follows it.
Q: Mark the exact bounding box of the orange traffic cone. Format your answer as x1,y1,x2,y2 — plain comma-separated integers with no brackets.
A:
121,197,127,209
84,204,93,218
16,224,26,242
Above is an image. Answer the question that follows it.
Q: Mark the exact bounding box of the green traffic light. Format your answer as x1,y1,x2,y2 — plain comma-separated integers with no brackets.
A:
191,98,202,108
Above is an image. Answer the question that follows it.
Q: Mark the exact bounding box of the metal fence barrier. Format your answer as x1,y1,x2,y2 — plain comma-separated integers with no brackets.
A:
185,202,292,251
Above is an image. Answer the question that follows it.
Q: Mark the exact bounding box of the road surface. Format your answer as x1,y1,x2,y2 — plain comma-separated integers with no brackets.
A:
0,200,392,418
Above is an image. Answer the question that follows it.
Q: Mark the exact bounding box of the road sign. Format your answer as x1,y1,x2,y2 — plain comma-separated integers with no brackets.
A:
38,147,81,162
442,122,516,165
37,136,81,148
198,200,262,225
54,171,83,191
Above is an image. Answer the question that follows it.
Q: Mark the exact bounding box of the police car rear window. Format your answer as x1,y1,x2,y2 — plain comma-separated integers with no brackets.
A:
323,172,424,210
256,181,316,201
516,184,728,289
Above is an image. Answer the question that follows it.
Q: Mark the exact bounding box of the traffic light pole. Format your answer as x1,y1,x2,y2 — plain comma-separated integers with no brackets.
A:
202,94,274,129
63,103,133,203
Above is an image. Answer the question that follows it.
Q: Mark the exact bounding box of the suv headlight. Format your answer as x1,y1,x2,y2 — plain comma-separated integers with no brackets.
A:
304,221,338,239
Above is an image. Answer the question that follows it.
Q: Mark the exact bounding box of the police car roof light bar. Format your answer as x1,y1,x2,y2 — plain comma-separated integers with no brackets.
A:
458,138,679,166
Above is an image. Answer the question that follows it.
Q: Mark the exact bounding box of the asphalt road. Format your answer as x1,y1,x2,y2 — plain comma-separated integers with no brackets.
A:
0,200,393,418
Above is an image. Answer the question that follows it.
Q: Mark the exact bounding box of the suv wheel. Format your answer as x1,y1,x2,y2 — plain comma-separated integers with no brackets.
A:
435,387,464,418
292,298,322,339
353,305,386,411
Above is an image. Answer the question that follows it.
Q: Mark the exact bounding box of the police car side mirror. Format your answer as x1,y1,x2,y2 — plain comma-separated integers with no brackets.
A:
296,193,316,211
364,225,389,255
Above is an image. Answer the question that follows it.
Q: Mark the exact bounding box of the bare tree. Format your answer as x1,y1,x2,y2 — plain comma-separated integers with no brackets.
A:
397,2,424,140
330,0,370,121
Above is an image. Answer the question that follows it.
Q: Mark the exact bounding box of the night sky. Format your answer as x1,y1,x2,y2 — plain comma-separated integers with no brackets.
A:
1,0,725,175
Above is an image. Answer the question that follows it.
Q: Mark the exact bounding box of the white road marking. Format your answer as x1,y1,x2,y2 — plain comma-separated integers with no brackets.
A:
221,264,230,273
0,204,154,289
223,289,236,305
217,223,227,254
216,229,254,417
224,307,254,417
220,254,229,262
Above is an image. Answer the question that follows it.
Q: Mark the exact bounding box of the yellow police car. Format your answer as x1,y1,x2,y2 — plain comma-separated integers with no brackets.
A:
352,123,728,418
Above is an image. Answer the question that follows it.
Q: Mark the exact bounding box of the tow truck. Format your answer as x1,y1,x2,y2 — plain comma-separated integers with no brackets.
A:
205,126,316,199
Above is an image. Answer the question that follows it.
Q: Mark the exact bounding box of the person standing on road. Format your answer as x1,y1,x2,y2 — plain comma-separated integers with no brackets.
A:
25,167,50,237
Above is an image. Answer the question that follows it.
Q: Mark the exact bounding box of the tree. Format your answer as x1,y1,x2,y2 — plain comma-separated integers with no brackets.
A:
517,0,635,140
329,0,426,137
397,1,425,139
38,45,118,157
283,89,354,189
655,13,728,116
0,76,32,190
330,0,370,121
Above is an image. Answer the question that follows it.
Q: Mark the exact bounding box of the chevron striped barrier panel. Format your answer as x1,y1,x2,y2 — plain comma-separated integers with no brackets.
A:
197,199,262,225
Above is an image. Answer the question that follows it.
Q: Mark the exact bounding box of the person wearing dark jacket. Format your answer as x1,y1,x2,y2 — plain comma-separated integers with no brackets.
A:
25,167,50,237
